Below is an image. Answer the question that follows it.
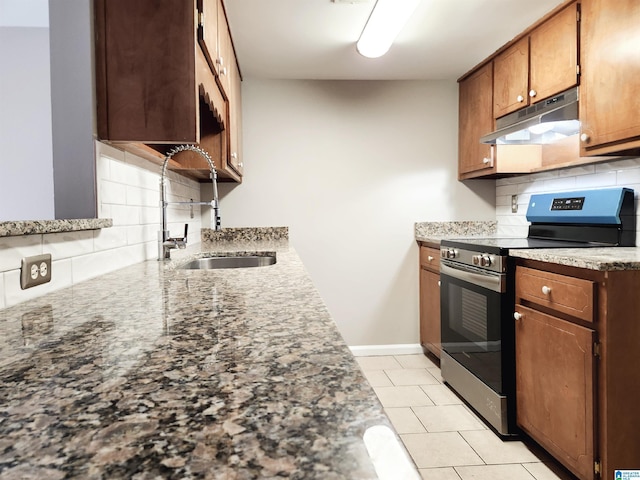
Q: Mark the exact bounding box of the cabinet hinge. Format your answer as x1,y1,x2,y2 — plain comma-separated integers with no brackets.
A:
198,11,205,27
577,9,580,22
593,342,601,357
594,460,601,476
576,64,581,76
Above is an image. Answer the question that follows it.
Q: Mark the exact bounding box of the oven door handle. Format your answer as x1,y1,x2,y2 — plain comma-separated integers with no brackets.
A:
440,263,505,293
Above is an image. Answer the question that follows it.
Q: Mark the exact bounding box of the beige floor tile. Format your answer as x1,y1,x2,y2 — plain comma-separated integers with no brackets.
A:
522,462,574,480
385,407,426,434
427,366,444,383
356,355,402,371
400,432,484,468
362,369,393,387
373,386,434,408
385,368,440,386
456,464,536,480
395,354,439,369
460,430,541,464
421,384,463,405
413,405,486,432
420,467,462,480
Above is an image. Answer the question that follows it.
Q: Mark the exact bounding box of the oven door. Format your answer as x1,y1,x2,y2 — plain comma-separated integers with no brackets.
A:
439,260,512,394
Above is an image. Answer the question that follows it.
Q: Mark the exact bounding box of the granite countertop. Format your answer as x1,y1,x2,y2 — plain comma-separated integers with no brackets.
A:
0,219,113,237
414,221,497,244
510,247,640,271
0,229,402,479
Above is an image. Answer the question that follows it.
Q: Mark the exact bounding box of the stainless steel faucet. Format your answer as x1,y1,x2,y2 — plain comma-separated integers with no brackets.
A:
158,145,221,260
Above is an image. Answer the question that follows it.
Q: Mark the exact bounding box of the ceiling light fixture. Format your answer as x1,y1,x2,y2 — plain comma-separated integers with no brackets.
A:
356,0,421,58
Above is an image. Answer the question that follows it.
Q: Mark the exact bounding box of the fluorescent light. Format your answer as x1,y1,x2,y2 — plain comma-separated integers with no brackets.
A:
356,0,421,58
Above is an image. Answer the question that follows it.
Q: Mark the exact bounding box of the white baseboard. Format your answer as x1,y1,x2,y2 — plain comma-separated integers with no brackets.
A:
349,344,423,357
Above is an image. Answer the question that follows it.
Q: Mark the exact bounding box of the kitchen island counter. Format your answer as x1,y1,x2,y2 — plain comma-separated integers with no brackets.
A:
0,234,399,479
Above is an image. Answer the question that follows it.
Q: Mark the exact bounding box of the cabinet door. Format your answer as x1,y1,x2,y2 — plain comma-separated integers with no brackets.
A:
216,0,233,98
228,54,243,176
515,304,596,480
197,0,219,72
95,0,198,143
580,0,640,155
458,62,495,179
530,3,578,103
419,268,441,358
493,37,529,118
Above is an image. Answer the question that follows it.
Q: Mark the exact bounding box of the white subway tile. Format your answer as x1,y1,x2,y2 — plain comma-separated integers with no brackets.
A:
100,179,128,205
93,226,128,251
96,140,125,163
110,159,134,185
126,185,159,207
613,168,640,185
0,236,43,272
557,164,596,178
574,171,617,188
140,206,161,226
496,225,529,237
3,259,73,309
110,204,142,226
96,153,111,183
71,245,146,284
541,176,577,191
127,224,158,245
596,157,640,172
43,231,94,260
496,184,518,197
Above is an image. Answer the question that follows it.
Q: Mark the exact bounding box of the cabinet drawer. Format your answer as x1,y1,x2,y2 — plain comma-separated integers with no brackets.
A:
420,246,440,273
516,266,595,322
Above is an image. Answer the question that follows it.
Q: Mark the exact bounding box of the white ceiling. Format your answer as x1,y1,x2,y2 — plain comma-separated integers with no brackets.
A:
225,0,566,81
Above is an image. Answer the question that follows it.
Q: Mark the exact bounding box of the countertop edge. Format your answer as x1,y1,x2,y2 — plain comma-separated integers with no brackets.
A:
0,218,113,237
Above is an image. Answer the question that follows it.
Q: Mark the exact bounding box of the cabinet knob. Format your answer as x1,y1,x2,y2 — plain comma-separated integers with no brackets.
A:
517,95,524,102
529,89,537,98
231,152,238,159
482,157,491,164
541,285,552,295
513,312,522,321
238,161,244,168
580,133,590,143
438,280,441,287
427,256,434,262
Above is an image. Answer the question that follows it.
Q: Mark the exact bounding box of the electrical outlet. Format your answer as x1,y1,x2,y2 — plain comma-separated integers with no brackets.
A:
511,194,519,213
20,254,52,290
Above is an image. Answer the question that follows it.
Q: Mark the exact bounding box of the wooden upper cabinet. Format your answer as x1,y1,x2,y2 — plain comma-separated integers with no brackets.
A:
493,37,529,118
228,54,243,176
493,2,578,119
530,3,579,103
95,0,198,143
95,0,243,182
580,0,640,156
458,62,495,179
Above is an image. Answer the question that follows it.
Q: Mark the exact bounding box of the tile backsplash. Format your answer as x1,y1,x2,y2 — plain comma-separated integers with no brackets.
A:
496,157,640,243
0,141,202,309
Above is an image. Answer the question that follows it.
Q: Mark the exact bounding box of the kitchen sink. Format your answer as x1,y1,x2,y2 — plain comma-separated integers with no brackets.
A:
177,255,276,270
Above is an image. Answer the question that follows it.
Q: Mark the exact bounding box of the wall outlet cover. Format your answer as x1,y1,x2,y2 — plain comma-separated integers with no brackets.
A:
20,254,52,290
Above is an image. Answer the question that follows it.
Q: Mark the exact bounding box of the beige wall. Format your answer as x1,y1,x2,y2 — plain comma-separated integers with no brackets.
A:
213,79,497,347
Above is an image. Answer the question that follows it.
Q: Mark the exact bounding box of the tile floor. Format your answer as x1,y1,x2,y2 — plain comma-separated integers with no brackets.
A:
356,354,576,480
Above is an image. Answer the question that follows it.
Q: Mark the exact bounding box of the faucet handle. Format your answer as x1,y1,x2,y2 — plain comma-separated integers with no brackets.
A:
182,223,188,241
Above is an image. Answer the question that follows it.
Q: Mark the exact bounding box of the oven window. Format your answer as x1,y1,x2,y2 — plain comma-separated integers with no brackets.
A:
440,270,510,394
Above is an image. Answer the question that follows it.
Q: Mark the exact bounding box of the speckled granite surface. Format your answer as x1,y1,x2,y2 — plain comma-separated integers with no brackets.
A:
414,221,497,243
0,219,113,237
201,227,288,243
0,232,398,478
510,247,640,271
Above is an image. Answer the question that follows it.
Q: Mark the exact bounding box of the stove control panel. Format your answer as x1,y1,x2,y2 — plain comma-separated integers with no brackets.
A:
440,245,506,273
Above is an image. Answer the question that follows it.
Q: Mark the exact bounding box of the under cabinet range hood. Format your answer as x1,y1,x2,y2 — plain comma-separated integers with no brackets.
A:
481,87,580,145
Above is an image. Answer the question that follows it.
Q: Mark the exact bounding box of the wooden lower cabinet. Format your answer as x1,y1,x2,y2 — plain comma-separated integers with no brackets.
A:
515,304,596,479
515,260,640,480
419,245,441,358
